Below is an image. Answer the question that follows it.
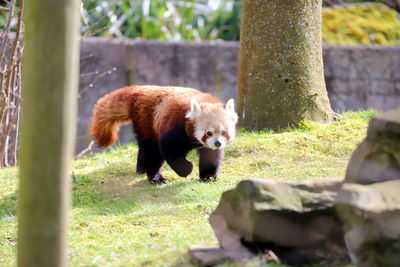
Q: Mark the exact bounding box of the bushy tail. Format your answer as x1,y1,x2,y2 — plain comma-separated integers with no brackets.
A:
91,88,132,148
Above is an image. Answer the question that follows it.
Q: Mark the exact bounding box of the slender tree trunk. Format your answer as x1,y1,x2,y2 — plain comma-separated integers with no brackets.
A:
17,0,80,266
237,0,334,130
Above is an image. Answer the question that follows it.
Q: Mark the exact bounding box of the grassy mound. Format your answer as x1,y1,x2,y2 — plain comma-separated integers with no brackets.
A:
322,4,400,45
0,110,376,266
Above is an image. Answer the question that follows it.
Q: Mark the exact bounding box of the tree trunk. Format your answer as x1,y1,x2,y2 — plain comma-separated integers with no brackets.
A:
237,0,334,130
17,0,80,266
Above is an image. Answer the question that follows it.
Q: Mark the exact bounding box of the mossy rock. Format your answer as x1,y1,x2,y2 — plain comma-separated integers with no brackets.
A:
322,4,400,45
335,180,400,266
209,178,349,265
345,108,400,185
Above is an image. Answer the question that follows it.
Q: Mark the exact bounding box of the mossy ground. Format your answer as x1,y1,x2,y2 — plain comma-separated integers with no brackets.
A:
0,110,376,266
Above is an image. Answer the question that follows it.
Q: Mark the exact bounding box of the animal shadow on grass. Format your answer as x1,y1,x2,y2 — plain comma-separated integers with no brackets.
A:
72,160,208,216
0,162,207,219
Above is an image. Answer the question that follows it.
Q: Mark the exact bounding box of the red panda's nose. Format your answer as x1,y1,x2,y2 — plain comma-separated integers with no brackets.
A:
215,141,221,147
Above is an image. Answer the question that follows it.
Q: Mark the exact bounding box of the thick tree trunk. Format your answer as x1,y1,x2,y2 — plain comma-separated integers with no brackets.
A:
237,0,334,130
17,0,80,266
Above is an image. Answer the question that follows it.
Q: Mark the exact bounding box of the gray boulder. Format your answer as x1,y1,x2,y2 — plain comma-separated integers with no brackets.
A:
345,108,400,184
337,108,400,266
208,177,349,265
190,109,400,266
335,180,400,267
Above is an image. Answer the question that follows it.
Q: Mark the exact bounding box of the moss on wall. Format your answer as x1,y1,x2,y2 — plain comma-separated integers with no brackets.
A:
322,4,400,45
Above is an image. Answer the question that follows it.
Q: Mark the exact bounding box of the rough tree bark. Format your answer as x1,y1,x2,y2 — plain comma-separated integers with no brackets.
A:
237,0,334,130
17,0,80,266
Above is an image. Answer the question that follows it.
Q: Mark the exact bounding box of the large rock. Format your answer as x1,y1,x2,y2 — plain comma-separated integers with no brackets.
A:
190,110,400,266
335,180,400,267
345,108,400,184
335,108,400,266
208,177,349,265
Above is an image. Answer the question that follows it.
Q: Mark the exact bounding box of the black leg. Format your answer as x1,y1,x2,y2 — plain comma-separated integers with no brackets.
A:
136,146,145,174
159,126,194,177
198,148,224,182
137,140,167,184
165,157,193,177
133,126,146,175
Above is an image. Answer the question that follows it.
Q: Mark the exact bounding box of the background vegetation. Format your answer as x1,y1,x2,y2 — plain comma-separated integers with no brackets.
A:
1,110,376,266
1,0,399,45
80,0,241,40
0,0,23,167
80,0,400,44
323,4,400,45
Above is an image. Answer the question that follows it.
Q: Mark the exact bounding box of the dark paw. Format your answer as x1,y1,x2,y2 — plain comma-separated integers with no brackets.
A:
136,168,145,175
148,174,169,185
199,175,217,182
171,159,193,177
136,163,145,174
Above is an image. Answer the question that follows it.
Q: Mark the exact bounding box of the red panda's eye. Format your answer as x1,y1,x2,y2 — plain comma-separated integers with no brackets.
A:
221,130,227,136
206,131,213,137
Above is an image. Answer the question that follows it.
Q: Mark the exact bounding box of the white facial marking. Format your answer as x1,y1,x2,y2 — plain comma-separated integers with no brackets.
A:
194,128,204,144
205,131,227,150
228,125,235,142
190,101,238,149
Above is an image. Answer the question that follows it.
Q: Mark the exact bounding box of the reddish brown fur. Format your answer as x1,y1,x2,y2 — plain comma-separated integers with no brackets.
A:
91,85,221,147
201,134,209,144
91,88,132,147
225,131,231,142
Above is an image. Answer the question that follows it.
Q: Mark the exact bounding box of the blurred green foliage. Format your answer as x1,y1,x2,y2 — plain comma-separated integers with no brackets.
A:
81,0,241,41
1,0,399,45
80,0,400,45
322,4,400,45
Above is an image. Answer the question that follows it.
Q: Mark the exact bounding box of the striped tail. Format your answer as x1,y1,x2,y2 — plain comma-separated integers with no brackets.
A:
91,88,132,148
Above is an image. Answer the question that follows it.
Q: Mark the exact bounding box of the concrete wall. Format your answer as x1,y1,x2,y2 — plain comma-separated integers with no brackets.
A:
78,37,400,153
324,45,400,111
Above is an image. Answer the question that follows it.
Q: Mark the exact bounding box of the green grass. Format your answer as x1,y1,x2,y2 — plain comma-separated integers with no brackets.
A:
0,110,376,266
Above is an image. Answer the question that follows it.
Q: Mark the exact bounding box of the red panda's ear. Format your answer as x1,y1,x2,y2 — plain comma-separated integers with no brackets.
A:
225,98,235,113
185,98,201,119
225,98,238,123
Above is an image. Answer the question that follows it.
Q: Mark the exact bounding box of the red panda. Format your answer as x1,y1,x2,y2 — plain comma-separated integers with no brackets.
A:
91,85,238,184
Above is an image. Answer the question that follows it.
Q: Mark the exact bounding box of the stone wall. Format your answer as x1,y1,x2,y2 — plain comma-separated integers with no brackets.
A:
78,37,400,153
324,45,400,111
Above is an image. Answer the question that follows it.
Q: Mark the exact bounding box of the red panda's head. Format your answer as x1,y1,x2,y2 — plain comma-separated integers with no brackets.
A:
186,98,238,150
